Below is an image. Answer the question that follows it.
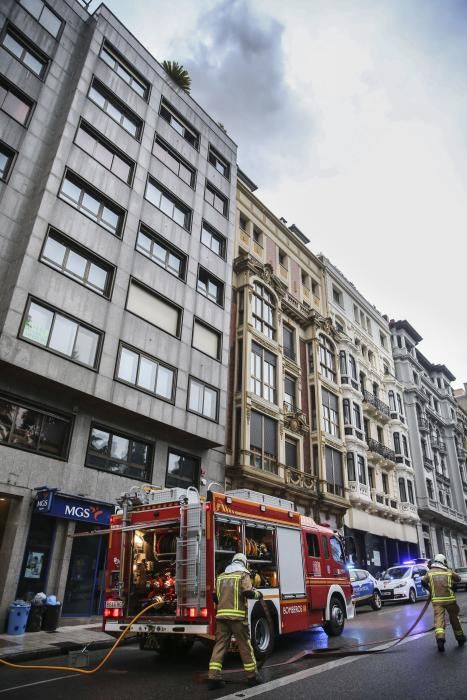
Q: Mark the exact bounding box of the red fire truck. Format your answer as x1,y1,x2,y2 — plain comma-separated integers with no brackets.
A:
103,486,354,658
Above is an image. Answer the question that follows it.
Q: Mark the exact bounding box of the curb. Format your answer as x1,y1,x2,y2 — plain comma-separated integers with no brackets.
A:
1,635,138,664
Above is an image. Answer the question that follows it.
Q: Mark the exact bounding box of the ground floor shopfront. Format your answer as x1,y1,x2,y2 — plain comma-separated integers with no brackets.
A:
419,520,467,568
0,486,113,628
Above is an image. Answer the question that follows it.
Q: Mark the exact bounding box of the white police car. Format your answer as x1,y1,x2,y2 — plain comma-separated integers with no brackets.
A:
377,562,429,604
349,568,382,611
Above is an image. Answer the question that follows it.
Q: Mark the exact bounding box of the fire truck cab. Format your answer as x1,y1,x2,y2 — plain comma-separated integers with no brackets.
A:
103,486,354,658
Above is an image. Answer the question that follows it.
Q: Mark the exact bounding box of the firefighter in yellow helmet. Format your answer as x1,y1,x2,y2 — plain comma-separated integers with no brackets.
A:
208,553,264,690
421,553,466,652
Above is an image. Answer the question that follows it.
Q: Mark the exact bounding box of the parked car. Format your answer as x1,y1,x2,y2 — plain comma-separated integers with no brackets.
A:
349,568,382,611
377,563,429,604
454,567,467,591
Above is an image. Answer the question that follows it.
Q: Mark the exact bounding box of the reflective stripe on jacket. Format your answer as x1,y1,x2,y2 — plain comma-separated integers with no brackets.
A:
421,567,461,604
215,571,260,620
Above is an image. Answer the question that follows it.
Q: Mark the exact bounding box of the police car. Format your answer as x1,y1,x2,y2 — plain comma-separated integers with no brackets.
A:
377,562,429,604
349,568,382,611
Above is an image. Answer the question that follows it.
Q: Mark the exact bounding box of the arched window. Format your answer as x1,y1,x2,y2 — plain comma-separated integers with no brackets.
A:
252,282,275,340
319,334,336,382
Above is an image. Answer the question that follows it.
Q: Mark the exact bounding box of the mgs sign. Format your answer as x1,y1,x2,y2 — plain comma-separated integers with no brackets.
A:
35,491,112,525
64,505,91,519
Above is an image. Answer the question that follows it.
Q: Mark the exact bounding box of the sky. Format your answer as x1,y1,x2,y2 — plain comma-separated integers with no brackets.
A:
99,0,467,387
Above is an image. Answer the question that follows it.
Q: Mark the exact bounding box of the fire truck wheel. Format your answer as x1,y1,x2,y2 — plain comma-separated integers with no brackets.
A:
251,609,275,661
323,597,345,636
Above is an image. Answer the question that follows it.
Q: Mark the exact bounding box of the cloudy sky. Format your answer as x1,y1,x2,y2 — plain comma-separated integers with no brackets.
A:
102,0,467,387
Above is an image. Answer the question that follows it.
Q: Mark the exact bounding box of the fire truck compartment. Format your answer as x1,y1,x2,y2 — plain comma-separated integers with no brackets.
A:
276,526,306,597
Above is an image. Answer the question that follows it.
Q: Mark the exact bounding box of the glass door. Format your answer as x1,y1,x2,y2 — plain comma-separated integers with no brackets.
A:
63,523,107,616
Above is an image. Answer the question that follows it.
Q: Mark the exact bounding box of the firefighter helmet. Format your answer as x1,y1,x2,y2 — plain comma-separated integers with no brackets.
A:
232,552,248,568
433,554,447,566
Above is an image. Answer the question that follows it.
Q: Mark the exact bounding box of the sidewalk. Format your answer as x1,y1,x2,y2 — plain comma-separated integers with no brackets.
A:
0,620,132,662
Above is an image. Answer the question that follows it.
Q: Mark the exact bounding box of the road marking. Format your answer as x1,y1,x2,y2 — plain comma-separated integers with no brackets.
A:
0,674,83,695
219,629,430,699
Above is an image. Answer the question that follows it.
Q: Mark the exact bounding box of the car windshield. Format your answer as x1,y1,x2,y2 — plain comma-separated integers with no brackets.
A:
381,567,410,580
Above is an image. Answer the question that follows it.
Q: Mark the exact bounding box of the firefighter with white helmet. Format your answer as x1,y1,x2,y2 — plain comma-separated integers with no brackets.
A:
421,553,466,652
208,552,264,690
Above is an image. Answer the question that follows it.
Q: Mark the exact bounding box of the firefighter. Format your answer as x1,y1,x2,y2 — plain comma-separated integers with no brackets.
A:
208,552,264,690
421,553,466,652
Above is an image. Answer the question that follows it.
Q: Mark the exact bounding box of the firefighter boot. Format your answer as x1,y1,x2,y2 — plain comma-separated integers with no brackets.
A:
437,638,445,653
247,671,264,687
457,635,466,648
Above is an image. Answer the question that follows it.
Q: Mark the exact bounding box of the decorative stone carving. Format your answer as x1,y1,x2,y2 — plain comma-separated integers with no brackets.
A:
284,408,310,435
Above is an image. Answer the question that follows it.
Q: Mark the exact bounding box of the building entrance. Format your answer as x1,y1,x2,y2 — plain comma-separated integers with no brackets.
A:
63,523,107,616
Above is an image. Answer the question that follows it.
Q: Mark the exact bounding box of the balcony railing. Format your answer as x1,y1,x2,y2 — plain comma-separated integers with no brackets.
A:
423,456,433,469
285,466,318,493
431,437,447,452
283,347,297,362
367,437,397,463
245,452,318,495
363,390,390,417
348,481,371,500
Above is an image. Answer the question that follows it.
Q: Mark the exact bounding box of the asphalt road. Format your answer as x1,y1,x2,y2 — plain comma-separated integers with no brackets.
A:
1,592,466,700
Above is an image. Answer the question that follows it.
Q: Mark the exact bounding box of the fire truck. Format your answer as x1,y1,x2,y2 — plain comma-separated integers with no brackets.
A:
103,486,354,658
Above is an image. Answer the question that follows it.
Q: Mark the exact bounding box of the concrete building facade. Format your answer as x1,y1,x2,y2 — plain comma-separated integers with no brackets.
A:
390,321,467,567
322,260,419,574
0,0,237,620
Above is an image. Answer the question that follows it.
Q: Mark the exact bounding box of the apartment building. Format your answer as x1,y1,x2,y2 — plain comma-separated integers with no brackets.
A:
226,172,350,528
390,321,467,566
322,260,419,573
0,0,237,619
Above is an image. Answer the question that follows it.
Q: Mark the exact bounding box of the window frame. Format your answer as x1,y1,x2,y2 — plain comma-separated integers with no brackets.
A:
284,374,296,412
319,334,337,382
197,266,224,307
285,437,298,469
0,391,73,461
192,317,222,362
19,0,63,38
250,342,277,404
252,282,275,340
165,448,200,490
187,376,219,422
85,423,153,482
135,222,187,281
74,119,135,185
322,388,340,436
145,175,192,231
283,324,295,361
100,40,149,100
39,227,115,299
200,220,226,259
208,144,230,180
19,297,103,370
1,23,49,79
126,278,183,339
114,342,177,403
0,140,17,183
204,180,229,218
58,169,126,237
332,286,343,306
88,77,143,140
153,134,196,188
250,410,278,473
0,74,34,126
159,98,200,150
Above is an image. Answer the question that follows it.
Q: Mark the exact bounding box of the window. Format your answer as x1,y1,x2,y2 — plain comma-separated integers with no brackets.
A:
0,141,16,181
399,478,407,502
19,0,62,37
21,299,102,368
389,390,396,412
278,249,287,268
393,432,401,454
319,334,336,381
0,395,71,459
252,282,275,339
40,228,114,297
353,403,362,430
208,145,230,179
407,480,415,504
250,342,276,403
322,389,339,436
153,135,195,187
205,181,228,217
282,324,295,361
402,435,409,458
59,171,124,236
197,267,224,306
284,375,296,411
357,455,366,484
377,426,384,443
382,473,389,494
330,536,345,564
349,354,357,380
89,78,142,139
343,399,351,425
145,177,191,229
426,479,434,500
166,450,200,489
86,425,152,480
332,286,343,306
2,25,48,78
136,224,187,279
0,75,33,125
187,377,218,421
126,280,181,337
253,226,262,244
75,121,134,184
322,535,330,558
285,439,298,469
301,270,310,289
325,447,344,496
239,214,248,231
311,278,319,297
366,317,372,335
368,466,375,489
115,344,175,401
306,533,320,557
339,351,348,377
201,220,226,259
100,41,149,99
250,411,277,473
193,319,221,360
380,332,387,349
159,99,199,149
397,393,404,415
347,452,355,481
353,304,359,322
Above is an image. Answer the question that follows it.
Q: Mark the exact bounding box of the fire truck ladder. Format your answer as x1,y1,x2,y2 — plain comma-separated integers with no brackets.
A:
175,489,205,614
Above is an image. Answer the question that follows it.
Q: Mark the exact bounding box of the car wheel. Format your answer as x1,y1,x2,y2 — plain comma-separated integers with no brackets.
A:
323,597,345,637
408,588,417,604
371,591,382,611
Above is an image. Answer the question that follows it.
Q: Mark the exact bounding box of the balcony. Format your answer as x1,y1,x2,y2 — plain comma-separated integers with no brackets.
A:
283,346,297,363
369,489,389,514
347,480,371,505
431,437,447,452
423,456,433,469
285,466,318,494
362,390,391,419
367,437,397,464
417,417,429,432
231,452,319,499
399,501,419,521
417,497,467,526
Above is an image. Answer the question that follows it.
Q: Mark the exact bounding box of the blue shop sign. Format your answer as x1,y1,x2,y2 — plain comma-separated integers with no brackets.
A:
35,490,113,525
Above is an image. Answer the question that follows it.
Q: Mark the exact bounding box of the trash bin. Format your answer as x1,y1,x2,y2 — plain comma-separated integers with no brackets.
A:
42,603,62,632
26,603,45,632
7,602,31,635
